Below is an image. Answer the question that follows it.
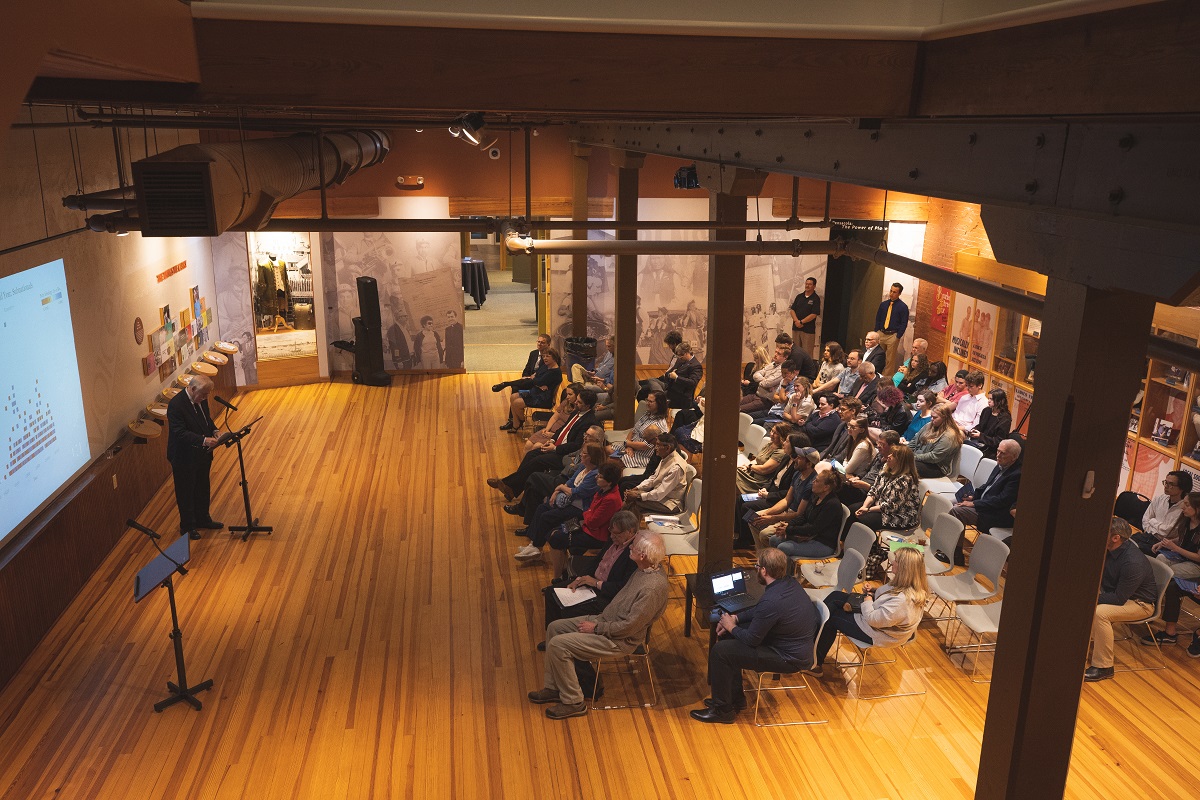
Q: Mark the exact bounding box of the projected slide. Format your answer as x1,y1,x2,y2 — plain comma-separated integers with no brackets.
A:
0,259,89,545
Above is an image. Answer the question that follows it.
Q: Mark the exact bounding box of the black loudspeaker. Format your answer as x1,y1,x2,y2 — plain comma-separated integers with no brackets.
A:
352,276,391,386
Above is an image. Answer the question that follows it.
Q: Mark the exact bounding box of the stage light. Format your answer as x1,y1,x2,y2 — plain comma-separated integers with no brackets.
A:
449,113,486,145
673,164,700,190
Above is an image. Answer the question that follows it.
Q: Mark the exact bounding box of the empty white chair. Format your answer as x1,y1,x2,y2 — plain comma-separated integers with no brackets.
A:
805,549,866,603
927,533,1009,635
663,531,699,576
919,445,980,497
739,412,753,446
921,493,953,535
925,513,966,577
949,600,1002,682
990,527,1013,543
801,523,876,588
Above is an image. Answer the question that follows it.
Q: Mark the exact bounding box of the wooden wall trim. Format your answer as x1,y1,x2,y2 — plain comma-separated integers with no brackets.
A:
448,197,614,218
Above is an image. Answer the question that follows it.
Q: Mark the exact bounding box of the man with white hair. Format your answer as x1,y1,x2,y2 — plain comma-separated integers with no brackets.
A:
529,531,670,719
846,361,880,406
947,437,1023,565
166,374,223,540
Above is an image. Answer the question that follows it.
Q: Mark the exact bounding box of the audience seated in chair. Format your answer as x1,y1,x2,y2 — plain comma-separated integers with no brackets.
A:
854,443,922,532
736,423,792,494
866,385,912,439
950,370,988,432
901,390,937,444
736,432,811,547
610,390,669,471
818,397,862,462
500,347,562,433
842,430,899,508
690,548,819,724
623,434,689,518
911,403,964,479
770,470,845,559
1132,470,1191,555
491,333,549,396
1085,518,1159,682
741,346,771,398
638,341,703,409
818,348,862,396
891,338,929,387
488,389,598,501
538,510,641,639
529,531,669,720
1141,492,1200,648
540,461,627,580
572,335,615,404
810,545,927,675
634,330,683,399
948,438,1023,565
843,361,880,406
801,392,842,453
814,342,848,394
506,426,607,526
750,361,805,427
514,443,607,564
524,382,582,451
749,447,821,551
741,345,788,414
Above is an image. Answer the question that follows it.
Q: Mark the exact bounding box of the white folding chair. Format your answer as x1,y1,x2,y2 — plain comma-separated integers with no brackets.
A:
651,478,702,540
739,412,753,447
921,493,953,536
927,532,1009,637
743,424,767,459
747,601,830,727
949,600,1002,682
971,458,998,488
800,523,875,588
833,629,926,700
924,513,966,577
805,549,866,603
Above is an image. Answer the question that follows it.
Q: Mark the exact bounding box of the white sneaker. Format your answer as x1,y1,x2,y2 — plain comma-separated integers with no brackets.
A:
514,544,542,561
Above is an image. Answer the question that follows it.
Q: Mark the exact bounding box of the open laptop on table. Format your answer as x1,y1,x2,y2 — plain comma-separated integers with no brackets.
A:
711,569,757,615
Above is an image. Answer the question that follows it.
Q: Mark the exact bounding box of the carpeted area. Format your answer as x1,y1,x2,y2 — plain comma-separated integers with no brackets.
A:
464,269,540,372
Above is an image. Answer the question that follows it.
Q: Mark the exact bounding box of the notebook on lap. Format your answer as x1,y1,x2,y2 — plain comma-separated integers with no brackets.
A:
711,569,756,614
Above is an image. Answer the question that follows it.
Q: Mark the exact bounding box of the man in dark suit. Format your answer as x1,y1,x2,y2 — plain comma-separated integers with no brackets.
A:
639,340,703,408
166,375,223,540
690,547,819,723
443,309,464,369
489,389,598,499
844,362,880,406
949,438,1022,564
492,333,550,393
860,330,887,376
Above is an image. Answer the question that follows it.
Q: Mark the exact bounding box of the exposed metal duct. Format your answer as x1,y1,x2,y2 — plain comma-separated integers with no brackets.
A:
84,130,390,236
503,232,840,258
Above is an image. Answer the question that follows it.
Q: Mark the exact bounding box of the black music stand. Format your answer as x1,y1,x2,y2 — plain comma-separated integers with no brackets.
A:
133,528,213,712
220,415,272,541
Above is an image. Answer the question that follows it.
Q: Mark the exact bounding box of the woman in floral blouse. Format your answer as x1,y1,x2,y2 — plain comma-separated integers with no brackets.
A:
854,443,922,531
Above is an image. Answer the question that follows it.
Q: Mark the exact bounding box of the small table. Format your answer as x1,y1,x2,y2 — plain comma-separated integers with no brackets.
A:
683,568,766,647
461,258,490,309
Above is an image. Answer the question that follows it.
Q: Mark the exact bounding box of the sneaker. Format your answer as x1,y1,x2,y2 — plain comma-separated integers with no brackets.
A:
514,545,542,561
545,702,588,720
527,688,559,704
1140,630,1177,646
1189,636,1200,658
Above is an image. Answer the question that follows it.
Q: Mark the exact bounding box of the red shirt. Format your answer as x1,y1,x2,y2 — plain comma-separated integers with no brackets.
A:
582,486,622,542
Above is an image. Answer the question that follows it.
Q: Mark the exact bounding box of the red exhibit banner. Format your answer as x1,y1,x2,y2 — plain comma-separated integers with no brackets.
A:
931,286,951,332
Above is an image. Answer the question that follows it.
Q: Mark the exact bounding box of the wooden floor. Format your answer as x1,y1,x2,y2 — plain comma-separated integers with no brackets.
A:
2,374,1199,799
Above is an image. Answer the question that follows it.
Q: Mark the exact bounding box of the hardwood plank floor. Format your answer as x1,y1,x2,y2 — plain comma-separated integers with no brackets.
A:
0,374,1197,799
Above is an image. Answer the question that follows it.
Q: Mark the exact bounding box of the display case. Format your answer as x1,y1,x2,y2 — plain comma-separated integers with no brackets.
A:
1122,323,1200,492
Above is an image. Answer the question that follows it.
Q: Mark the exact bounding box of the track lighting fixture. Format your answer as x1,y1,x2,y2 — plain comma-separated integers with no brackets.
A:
449,112,486,145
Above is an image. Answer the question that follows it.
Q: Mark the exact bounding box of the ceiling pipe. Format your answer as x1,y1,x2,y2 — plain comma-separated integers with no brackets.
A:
504,230,841,257
524,219,831,231
260,218,495,233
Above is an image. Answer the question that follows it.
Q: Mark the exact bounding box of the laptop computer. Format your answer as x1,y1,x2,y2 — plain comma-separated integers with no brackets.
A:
711,569,757,615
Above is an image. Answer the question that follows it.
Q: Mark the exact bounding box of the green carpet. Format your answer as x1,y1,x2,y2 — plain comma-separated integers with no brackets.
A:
464,270,540,372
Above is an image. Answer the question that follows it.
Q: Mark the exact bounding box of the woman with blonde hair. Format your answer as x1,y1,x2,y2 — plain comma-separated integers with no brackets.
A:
911,402,965,479
809,546,929,674
854,443,922,531
742,345,771,397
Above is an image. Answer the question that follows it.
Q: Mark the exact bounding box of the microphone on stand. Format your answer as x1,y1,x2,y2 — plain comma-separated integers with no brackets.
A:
126,519,161,540
213,396,238,412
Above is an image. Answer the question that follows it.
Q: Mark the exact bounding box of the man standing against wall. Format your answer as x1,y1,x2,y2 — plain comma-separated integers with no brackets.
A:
790,277,821,359
874,282,910,377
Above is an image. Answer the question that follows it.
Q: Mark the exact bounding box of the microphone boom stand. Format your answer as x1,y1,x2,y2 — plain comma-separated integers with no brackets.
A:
223,419,274,544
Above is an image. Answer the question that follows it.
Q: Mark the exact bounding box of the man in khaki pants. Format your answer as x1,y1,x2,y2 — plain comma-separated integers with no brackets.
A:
1085,517,1159,682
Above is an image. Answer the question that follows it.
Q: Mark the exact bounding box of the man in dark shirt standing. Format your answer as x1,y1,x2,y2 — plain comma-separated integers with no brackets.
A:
790,277,821,360
691,548,819,723
874,282,910,377
1085,517,1159,682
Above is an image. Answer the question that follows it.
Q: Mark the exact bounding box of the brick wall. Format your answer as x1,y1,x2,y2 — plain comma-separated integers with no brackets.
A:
916,199,995,361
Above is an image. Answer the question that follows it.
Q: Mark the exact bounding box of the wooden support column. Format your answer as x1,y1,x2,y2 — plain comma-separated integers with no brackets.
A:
612,151,643,430
571,144,591,337
976,279,1156,799
696,192,749,576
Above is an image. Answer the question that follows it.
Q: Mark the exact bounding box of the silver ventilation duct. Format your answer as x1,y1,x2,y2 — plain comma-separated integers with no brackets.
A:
108,130,390,237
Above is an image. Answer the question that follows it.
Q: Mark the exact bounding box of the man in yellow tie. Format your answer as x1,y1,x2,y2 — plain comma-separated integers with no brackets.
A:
874,283,910,377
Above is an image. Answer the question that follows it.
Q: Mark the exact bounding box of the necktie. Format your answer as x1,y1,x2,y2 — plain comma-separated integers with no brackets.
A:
884,300,893,330
556,413,580,445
